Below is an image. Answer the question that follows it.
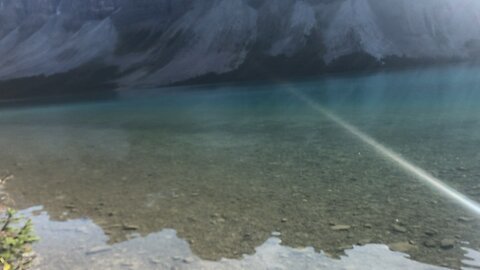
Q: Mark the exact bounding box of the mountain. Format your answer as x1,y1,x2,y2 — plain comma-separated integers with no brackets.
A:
0,0,479,96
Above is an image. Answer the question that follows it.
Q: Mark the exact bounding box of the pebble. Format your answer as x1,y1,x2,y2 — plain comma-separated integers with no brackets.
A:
281,218,288,223
86,246,112,255
336,245,353,252
424,229,438,236
390,242,415,253
458,216,474,222
0,174,14,184
440,239,455,249
424,240,437,248
357,239,371,246
182,257,194,264
392,224,407,233
122,224,139,231
331,225,351,231
149,258,162,265
271,231,282,237
75,227,89,234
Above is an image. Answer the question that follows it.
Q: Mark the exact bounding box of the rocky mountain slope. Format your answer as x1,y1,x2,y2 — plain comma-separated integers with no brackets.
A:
0,0,479,93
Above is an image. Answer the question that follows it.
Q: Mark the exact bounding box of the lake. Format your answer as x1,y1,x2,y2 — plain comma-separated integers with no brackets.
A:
1,65,480,269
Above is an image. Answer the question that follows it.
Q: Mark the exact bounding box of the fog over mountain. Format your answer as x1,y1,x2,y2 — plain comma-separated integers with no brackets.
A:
0,0,479,92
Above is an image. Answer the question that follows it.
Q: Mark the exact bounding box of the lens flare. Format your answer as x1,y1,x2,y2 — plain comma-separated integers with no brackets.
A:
289,89,480,216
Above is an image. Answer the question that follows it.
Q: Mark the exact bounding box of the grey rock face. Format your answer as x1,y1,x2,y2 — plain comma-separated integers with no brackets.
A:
324,0,480,62
0,0,479,88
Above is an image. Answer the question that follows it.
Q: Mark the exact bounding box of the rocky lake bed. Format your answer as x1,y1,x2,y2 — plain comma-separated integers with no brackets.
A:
1,67,480,269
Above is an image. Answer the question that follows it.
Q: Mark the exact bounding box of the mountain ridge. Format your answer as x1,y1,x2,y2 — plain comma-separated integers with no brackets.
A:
0,0,479,94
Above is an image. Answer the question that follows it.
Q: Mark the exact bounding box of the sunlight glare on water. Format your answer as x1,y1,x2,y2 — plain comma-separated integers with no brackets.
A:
288,88,480,216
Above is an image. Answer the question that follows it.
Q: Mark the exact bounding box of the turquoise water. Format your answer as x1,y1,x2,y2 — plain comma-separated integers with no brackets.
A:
1,65,480,269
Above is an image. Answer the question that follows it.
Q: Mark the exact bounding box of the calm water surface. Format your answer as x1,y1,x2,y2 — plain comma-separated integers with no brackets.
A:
1,66,480,269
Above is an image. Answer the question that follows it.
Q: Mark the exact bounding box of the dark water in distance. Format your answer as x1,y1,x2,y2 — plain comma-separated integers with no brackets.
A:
1,65,480,269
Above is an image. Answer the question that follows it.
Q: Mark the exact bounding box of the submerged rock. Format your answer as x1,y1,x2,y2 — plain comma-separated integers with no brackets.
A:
424,229,438,237
0,173,14,184
458,216,474,222
357,239,372,246
392,224,407,233
331,225,351,231
389,242,415,253
122,224,139,231
86,246,112,255
182,257,195,264
423,240,437,248
64,204,76,209
440,239,455,249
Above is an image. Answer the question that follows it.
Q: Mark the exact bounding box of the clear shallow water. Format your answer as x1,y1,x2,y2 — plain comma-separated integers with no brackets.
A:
22,206,463,270
1,65,480,269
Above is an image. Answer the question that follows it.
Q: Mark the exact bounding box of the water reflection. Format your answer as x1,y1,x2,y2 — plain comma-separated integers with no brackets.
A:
25,206,467,270
462,248,480,270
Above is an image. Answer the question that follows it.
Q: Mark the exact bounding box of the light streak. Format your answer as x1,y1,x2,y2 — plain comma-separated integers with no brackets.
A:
289,89,480,216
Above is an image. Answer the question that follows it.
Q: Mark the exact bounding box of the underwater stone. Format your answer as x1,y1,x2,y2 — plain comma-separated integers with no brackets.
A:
423,240,437,248
392,224,407,233
389,242,415,253
86,246,112,255
331,225,351,231
122,224,139,231
440,239,455,249
357,239,371,246
458,216,474,222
